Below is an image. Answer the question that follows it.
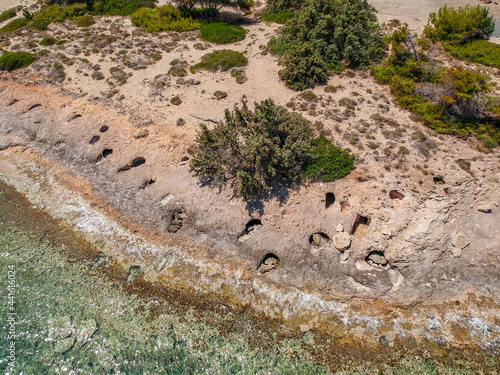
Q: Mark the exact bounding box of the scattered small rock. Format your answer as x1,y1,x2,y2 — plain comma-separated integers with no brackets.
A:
477,201,492,213
367,251,388,266
336,223,344,232
450,247,462,258
258,255,279,274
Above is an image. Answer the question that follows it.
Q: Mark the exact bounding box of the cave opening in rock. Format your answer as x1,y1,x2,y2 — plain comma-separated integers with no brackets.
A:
326,193,335,208
350,215,370,237
28,104,41,111
89,135,100,145
168,209,185,233
309,232,331,246
245,219,262,234
95,148,113,162
118,157,146,172
365,251,388,267
69,114,81,121
99,125,109,133
389,190,404,200
433,176,445,185
257,253,280,274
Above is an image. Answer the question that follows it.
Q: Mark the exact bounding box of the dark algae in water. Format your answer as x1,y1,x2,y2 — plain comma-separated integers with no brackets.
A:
0,180,498,374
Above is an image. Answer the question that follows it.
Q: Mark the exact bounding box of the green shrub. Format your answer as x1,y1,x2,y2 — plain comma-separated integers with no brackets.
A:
39,37,56,46
305,134,355,182
0,8,16,23
92,0,155,16
75,14,95,27
444,39,500,69
200,23,246,44
213,90,227,100
130,6,200,32
0,51,36,71
278,43,329,90
424,5,494,43
261,11,294,24
62,3,88,19
190,99,354,198
264,0,302,13
170,96,182,105
32,4,64,30
0,18,27,33
191,50,247,72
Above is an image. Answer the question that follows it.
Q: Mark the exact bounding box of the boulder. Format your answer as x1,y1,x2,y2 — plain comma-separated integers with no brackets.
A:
333,232,351,250
477,201,492,213
336,223,344,232
311,233,322,246
367,251,388,266
450,247,462,258
452,232,470,250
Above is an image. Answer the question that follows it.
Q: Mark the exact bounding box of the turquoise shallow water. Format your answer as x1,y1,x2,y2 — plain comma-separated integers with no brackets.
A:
0,181,497,374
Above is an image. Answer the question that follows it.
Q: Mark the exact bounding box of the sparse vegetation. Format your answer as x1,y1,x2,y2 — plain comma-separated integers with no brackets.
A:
130,6,200,33
200,23,246,44
191,50,247,73
0,51,36,71
39,37,56,46
190,99,354,198
0,8,16,23
0,18,27,33
171,96,182,105
213,90,227,100
75,14,95,27
261,10,294,24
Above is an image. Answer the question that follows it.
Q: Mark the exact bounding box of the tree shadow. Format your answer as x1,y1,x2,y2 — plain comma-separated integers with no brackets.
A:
243,181,302,216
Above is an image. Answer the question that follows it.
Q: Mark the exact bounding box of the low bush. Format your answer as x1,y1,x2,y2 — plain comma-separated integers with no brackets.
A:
130,6,200,32
170,96,182,105
39,37,56,46
32,4,64,30
0,51,36,71
92,0,155,16
0,18,27,33
444,39,500,69
261,11,294,24
191,50,247,72
200,23,246,44
0,8,16,23
213,90,227,100
75,14,95,27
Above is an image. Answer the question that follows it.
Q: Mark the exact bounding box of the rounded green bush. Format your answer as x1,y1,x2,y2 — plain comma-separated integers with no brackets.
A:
39,37,56,46
0,8,16,23
200,23,246,44
191,50,248,72
75,14,95,27
0,51,36,71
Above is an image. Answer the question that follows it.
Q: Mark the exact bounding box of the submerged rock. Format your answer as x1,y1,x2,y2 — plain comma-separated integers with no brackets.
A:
127,266,141,283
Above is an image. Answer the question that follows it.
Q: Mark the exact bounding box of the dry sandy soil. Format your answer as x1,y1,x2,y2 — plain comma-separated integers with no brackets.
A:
1,0,500,357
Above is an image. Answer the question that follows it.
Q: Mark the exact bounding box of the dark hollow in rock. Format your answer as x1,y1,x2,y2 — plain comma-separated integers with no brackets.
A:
257,253,280,274
127,266,141,283
245,219,262,234
28,103,42,111
168,209,186,233
139,178,156,189
7,99,17,106
309,232,331,246
389,190,404,200
181,156,189,162
326,192,335,208
95,148,113,163
68,114,81,121
350,215,371,236
366,251,388,266
89,135,100,144
99,125,109,133
118,157,146,172
444,187,450,195
433,176,445,185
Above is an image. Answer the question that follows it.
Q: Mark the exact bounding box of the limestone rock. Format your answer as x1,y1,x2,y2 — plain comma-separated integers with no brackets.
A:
452,232,470,250
333,232,351,251
311,233,322,246
340,249,350,263
336,223,344,232
367,251,388,266
450,247,462,258
258,256,279,274
477,201,492,213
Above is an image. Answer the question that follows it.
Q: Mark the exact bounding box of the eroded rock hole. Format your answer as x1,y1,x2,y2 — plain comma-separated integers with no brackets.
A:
326,193,335,208
245,219,262,234
168,209,186,233
99,125,109,133
139,179,156,189
366,251,388,267
95,148,113,162
89,135,100,144
7,99,17,106
433,176,445,185
28,104,42,111
309,232,331,247
69,114,81,121
350,215,370,237
257,253,280,274
389,190,404,200
118,157,146,172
